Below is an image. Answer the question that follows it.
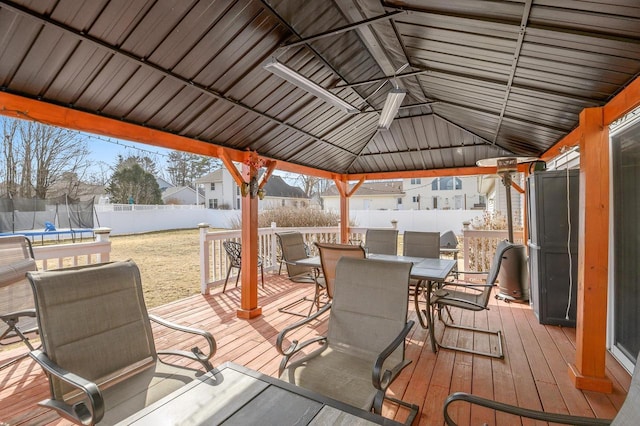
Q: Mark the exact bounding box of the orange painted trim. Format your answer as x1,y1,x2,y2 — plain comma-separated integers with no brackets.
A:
0,92,336,178
219,150,245,187
568,364,612,393
572,107,612,392
259,160,277,189
347,177,365,197
333,178,347,198
604,75,640,125
236,307,262,319
510,181,524,194
239,164,261,319
541,127,580,162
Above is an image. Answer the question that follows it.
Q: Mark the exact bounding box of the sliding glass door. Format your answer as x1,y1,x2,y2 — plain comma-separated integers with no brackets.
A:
609,112,640,372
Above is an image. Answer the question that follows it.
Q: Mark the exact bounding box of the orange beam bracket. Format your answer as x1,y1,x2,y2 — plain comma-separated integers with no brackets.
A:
219,149,245,187
258,160,277,189
347,177,366,197
333,177,347,198
510,180,525,194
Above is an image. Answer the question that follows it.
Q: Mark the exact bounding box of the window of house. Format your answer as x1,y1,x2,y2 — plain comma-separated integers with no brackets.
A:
208,199,214,209
432,177,462,191
236,198,240,209
410,178,421,185
236,186,240,196
412,196,419,202
210,183,215,191
213,199,218,209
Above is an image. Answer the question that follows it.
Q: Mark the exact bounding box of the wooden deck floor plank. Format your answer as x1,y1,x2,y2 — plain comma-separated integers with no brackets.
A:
510,306,573,419
495,301,544,426
524,309,598,418
0,275,631,426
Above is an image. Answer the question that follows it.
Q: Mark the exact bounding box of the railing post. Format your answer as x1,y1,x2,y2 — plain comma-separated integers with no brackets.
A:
94,227,112,263
462,222,471,271
199,223,210,294
270,222,277,272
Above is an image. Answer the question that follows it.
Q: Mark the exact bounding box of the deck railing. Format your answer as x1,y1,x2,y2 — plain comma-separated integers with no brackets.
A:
462,228,525,272
198,224,367,294
31,228,112,270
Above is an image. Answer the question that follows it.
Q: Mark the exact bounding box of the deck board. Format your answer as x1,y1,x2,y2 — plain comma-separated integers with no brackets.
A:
0,273,630,425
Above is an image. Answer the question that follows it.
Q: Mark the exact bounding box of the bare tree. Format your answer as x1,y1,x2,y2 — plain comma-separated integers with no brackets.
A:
1,118,19,196
167,151,219,187
1,117,90,198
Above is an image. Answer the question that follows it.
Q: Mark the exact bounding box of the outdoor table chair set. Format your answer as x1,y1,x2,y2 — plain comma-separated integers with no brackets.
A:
6,229,635,425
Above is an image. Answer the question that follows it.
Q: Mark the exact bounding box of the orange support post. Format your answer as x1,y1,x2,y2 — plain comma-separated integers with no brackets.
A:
568,107,612,393
237,161,262,319
333,178,350,243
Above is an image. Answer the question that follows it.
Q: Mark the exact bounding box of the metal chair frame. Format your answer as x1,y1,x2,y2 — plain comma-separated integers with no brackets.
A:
222,240,264,292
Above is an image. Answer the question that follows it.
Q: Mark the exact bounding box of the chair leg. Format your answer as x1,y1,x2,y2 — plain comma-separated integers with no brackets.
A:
260,264,264,288
434,306,504,359
235,265,241,287
222,264,233,293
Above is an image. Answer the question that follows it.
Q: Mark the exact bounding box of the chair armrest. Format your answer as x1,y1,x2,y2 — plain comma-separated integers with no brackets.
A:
372,320,415,390
276,303,331,374
0,309,36,320
149,314,216,371
443,392,612,426
29,349,104,426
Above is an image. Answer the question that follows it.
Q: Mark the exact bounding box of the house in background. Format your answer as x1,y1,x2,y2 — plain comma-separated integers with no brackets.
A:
403,176,486,210
196,168,240,210
260,175,311,210
196,165,309,210
161,186,204,205
478,173,525,227
322,181,404,211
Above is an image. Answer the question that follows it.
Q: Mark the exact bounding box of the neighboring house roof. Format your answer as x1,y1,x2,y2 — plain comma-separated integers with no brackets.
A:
156,176,173,191
322,181,404,197
263,176,307,199
195,168,225,184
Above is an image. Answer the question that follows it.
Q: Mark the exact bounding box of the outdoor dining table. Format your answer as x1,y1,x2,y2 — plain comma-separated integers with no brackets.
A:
116,362,402,425
295,253,457,352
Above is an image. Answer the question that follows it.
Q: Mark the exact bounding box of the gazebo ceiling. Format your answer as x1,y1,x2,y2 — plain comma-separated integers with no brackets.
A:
0,0,639,175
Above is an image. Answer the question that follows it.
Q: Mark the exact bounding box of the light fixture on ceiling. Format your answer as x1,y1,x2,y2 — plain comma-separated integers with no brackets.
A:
263,58,358,114
378,88,406,130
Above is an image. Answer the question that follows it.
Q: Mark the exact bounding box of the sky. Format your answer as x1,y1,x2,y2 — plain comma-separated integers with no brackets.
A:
85,133,172,174
83,132,296,183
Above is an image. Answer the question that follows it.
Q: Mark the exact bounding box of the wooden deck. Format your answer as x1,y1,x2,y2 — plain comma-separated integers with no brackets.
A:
0,272,630,425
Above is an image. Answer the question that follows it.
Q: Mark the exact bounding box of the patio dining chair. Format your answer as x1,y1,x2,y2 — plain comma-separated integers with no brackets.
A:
425,240,520,359
27,260,216,425
314,241,365,300
221,240,264,292
0,235,38,368
276,232,317,316
403,231,440,258
276,257,418,425
402,231,441,300
364,228,399,255
443,351,640,425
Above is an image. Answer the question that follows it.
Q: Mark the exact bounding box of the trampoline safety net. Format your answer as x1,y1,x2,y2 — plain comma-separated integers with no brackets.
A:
0,195,95,233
